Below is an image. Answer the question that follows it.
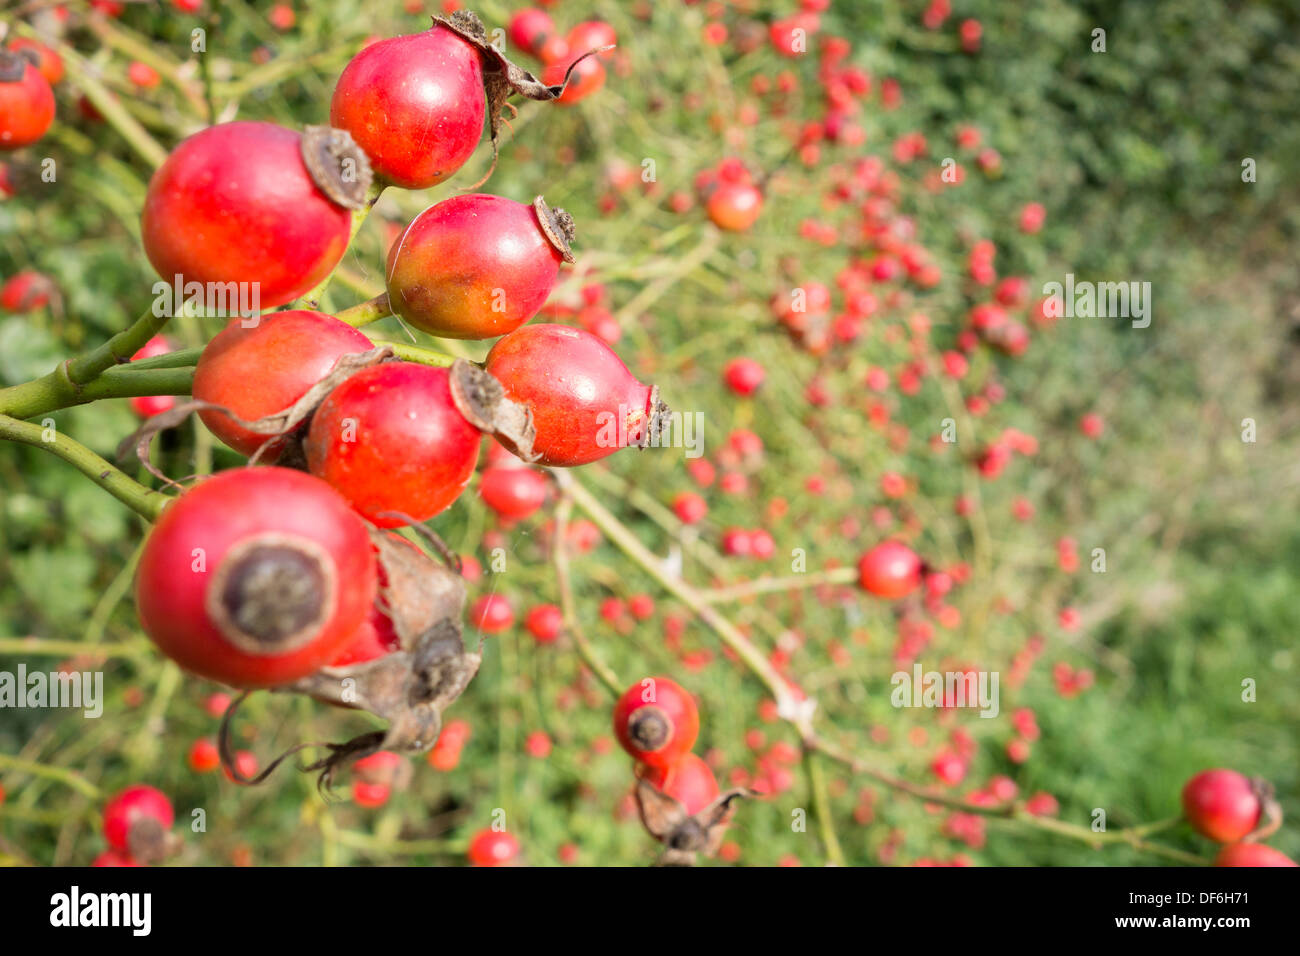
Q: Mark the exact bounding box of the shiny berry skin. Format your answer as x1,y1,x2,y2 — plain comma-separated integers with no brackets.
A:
0,53,55,150
135,467,378,688
613,677,700,770
707,182,763,231
508,8,555,57
330,25,485,189
387,195,567,340
192,310,373,459
102,785,174,857
1214,843,1297,867
471,593,514,633
187,737,220,773
1,270,54,312
485,324,659,467
723,357,765,396
352,781,391,808
141,122,353,309
642,753,720,816
526,603,563,644
129,335,179,418
673,492,708,524
467,829,520,866
1181,769,1261,842
566,21,618,58
305,362,481,527
479,466,548,520
330,541,405,666
8,39,64,85
858,541,923,599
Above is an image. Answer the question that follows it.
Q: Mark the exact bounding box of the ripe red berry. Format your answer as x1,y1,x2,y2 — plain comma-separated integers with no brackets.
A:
508,8,555,57
858,541,923,598
565,21,618,57
642,753,720,815
673,491,708,524
1214,843,1297,867
193,310,373,458
525,603,563,644
612,677,700,770
1,270,54,312
352,781,391,808
142,122,357,308
187,737,220,773
471,593,515,633
135,467,378,687
467,829,520,866
1182,769,1261,843
330,23,485,189
485,324,661,467
543,55,606,105
102,785,174,861
305,362,482,527
127,61,161,89
479,465,548,520
723,357,765,396
707,181,763,231
92,851,141,867
0,51,55,150
7,38,64,86
1079,412,1105,439
386,195,571,339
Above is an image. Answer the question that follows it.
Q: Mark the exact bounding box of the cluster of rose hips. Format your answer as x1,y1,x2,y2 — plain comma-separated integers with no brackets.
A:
1182,769,1295,867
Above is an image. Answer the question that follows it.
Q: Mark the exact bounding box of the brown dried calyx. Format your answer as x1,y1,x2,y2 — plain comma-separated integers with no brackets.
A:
635,778,755,867
448,358,539,462
435,10,616,185
301,125,374,211
0,50,29,83
219,528,480,791
1245,777,1284,842
533,195,576,264
207,534,335,655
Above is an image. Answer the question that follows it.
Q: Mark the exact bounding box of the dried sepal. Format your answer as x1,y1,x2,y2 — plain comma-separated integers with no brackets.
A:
434,10,615,186
448,358,539,462
634,778,754,867
300,125,374,211
533,195,576,263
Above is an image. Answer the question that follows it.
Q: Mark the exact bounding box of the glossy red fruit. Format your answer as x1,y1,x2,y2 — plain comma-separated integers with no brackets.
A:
858,541,923,599
471,593,514,633
330,24,485,189
135,468,378,687
386,194,570,339
468,829,521,866
0,51,55,149
141,122,355,309
0,270,54,312
187,737,220,773
8,38,64,85
673,491,708,524
525,603,563,644
707,182,763,231
305,362,481,527
613,677,700,770
1214,843,1297,867
192,310,373,458
129,335,178,418
484,324,660,467
508,8,555,57
723,357,765,396
565,21,618,58
642,753,719,815
92,851,141,867
1182,769,1261,842
329,541,404,666
479,466,548,520
103,785,174,859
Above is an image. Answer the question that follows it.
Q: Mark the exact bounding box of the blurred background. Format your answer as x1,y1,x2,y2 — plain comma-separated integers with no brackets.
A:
0,0,1297,866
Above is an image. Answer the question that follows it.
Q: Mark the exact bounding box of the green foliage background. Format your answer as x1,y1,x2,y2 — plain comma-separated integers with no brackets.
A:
0,0,1297,866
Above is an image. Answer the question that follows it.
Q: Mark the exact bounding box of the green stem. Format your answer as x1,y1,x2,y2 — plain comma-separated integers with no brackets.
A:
367,340,457,368
804,748,847,866
0,414,170,521
0,754,101,801
552,492,622,696
337,293,392,328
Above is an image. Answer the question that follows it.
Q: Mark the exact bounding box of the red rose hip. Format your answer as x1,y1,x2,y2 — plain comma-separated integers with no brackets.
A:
386,194,573,339
0,51,55,150
1181,769,1261,843
613,677,700,770
858,540,923,599
135,468,378,687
